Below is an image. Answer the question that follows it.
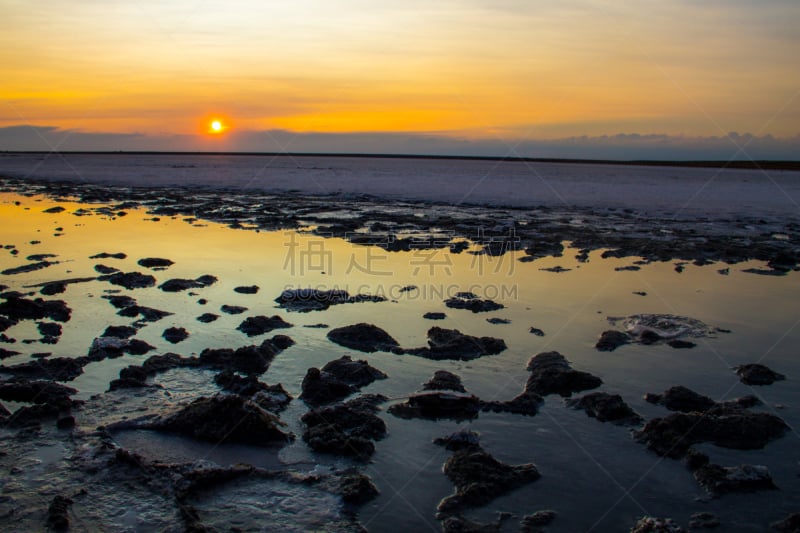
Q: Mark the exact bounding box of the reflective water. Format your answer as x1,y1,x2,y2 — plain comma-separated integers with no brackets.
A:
1,192,799,531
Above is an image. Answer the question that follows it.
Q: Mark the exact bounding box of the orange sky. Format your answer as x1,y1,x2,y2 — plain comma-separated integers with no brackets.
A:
1,0,798,145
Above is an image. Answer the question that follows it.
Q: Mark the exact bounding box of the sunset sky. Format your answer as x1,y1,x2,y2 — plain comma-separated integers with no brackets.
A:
1,0,798,157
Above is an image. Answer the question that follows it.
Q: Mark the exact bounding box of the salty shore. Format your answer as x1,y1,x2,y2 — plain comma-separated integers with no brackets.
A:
2,152,800,216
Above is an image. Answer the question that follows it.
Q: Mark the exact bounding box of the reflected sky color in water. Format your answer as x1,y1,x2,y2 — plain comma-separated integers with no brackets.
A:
1,192,799,531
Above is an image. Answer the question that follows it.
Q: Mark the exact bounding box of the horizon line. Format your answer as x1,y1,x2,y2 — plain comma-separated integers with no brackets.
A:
1,150,799,171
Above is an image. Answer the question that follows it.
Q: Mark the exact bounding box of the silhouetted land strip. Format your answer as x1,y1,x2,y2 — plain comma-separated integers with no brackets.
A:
3,151,799,171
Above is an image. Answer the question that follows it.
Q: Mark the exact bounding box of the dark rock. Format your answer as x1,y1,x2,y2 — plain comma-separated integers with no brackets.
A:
688,512,720,529
768,252,797,272
444,293,504,313
0,296,71,322
127,339,156,355
434,430,481,451
103,294,136,309
109,365,151,390
39,282,67,296
0,315,17,332
639,329,662,345
212,369,272,396
37,321,62,338
667,339,696,349
321,355,388,387
236,315,293,337
734,363,786,385
398,285,417,293
56,415,75,429
0,290,27,299
301,395,387,460
268,334,295,351
633,291,648,296
337,471,380,505
6,403,63,426
441,515,502,533
634,411,789,458
213,370,293,411
437,445,540,513
163,327,189,344
87,336,122,359
234,285,259,294
525,351,602,397
159,276,217,292
486,317,510,324
423,370,466,392
521,510,558,530
684,449,710,471
423,312,447,320
94,264,119,274
102,325,138,339
46,495,73,530
43,206,66,214
251,385,293,412
300,368,355,405
615,265,641,271
539,266,571,273
90,252,126,259
220,304,247,315
118,305,172,322
276,288,387,312
195,274,218,286
1,260,57,275
529,326,545,336
771,513,800,532
99,271,156,290
88,336,155,359
601,249,627,259
109,353,199,390
149,394,293,446
566,392,643,425
630,516,686,532
327,323,400,353
303,323,329,328
404,327,506,361
0,347,20,359
0,378,77,407
196,313,219,323
137,257,174,268
1,356,87,381
389,391,481,421
143,352,198,374
644,386,716,412
199,335,293,375
743,268,787,277
643,385,759,413
693,463,776,495
595,330,630,351
481,387,543,417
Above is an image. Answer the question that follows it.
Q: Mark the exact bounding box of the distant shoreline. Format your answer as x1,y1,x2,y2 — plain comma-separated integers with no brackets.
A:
2,151,799,171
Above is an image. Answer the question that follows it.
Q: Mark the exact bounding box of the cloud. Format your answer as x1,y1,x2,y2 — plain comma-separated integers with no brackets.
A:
1,124,798,161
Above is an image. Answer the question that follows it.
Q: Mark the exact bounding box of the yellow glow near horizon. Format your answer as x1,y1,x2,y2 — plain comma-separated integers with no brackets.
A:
1,0,798,145
210,120,223,133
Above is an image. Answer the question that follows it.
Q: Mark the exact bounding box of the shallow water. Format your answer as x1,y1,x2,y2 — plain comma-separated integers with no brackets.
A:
1,191,799,531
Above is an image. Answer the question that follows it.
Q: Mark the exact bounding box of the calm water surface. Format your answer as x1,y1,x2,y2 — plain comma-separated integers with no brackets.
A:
1,192,798,531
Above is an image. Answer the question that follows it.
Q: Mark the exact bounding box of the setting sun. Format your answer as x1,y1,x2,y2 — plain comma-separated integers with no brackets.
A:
210,120,223,133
